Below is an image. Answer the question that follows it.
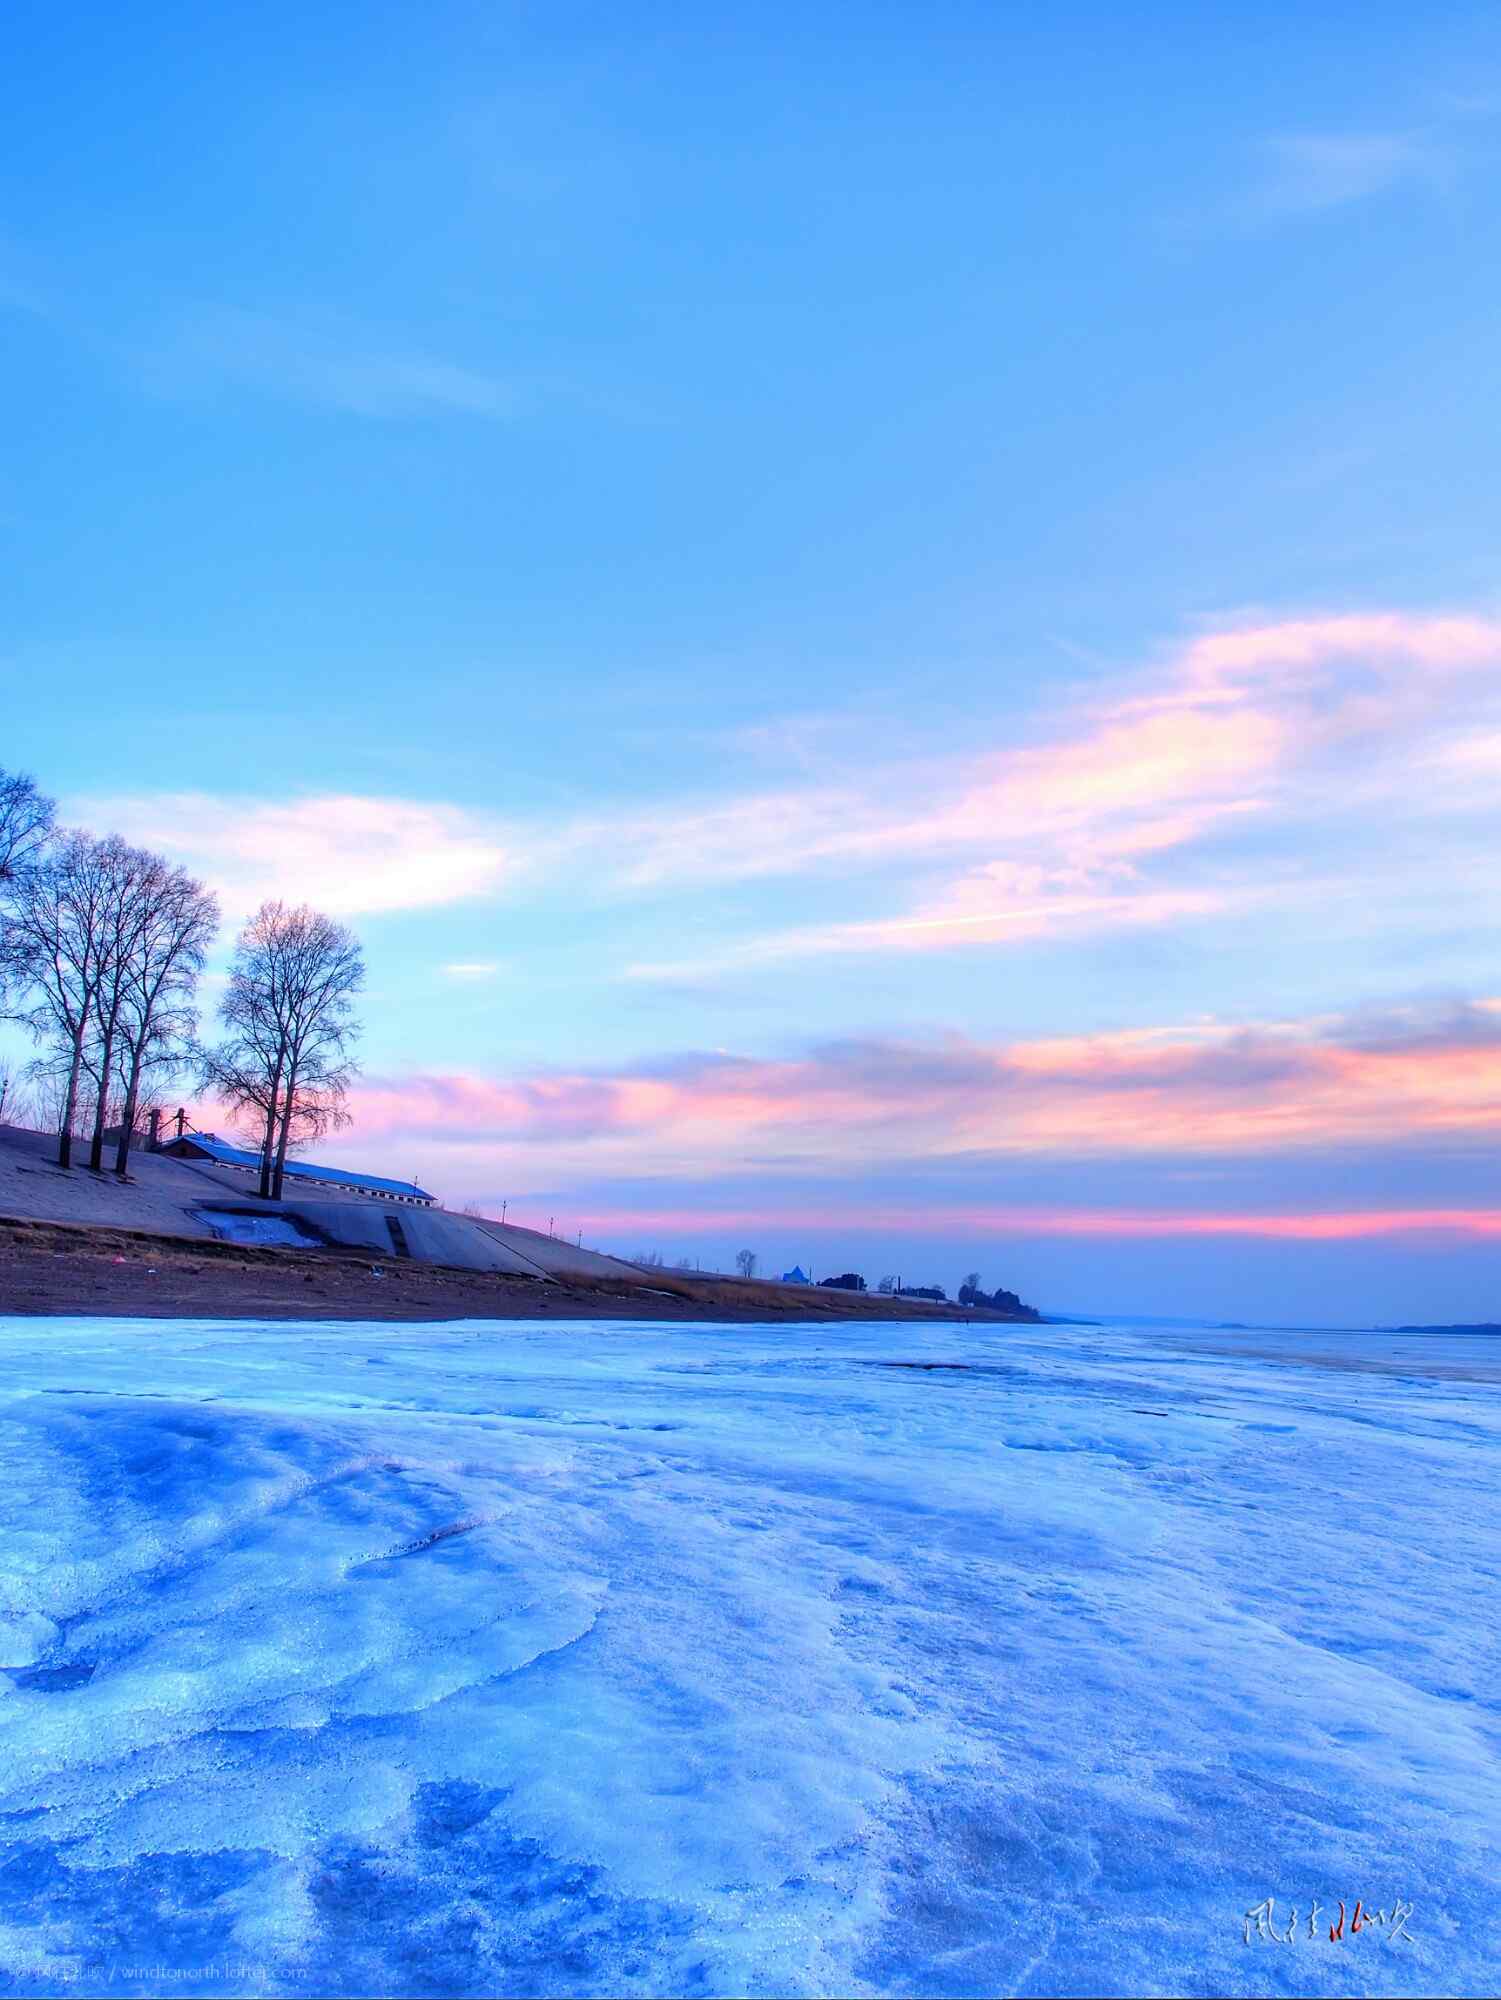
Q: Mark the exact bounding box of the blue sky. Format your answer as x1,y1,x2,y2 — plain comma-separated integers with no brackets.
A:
6,2,1501,1320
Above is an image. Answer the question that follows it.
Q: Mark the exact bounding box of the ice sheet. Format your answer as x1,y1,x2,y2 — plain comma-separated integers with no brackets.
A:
0,1314,1495,1997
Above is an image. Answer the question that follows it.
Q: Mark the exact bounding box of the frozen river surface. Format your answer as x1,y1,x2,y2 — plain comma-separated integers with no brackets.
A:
0,1314,1496,1998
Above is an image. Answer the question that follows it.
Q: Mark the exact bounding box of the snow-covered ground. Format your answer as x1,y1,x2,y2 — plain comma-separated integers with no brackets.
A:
0,1314,1496,1999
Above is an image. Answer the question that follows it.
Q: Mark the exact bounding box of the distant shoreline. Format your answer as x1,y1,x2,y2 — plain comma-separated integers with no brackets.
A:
0,1214,1039,1327
1393,1322,1501,1336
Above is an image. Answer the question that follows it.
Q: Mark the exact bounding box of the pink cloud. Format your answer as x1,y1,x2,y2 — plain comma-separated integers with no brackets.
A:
1176,611,1501,684
627,609,1501,972
85,610,1501,966
336,999,1501,1174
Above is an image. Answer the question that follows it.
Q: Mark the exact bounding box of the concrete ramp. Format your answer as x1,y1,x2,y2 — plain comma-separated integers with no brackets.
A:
282,1201,556,1278
466,1219,657,1285
282,1205,657,1287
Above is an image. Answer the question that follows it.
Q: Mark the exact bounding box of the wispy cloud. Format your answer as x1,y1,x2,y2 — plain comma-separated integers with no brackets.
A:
137,304,519,419
625,610,1501,973
624,885,1227,981
442,961,502,980
0,232,522,420
1242,131,1450,218
98,609,1501,967
71,792,513,919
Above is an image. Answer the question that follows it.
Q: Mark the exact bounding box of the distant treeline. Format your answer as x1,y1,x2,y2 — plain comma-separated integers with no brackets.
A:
812,1270,1037,1314
958,1278,1036,1316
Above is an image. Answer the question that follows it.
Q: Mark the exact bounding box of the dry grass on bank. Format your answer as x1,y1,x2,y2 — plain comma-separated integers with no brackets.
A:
0,1214,1026,1327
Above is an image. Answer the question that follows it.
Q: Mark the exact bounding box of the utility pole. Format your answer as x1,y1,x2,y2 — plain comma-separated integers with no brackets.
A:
501,1199,508,1223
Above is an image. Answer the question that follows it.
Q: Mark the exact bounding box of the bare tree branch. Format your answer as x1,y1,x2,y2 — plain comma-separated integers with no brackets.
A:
0,769,54,884
0,768,57,1012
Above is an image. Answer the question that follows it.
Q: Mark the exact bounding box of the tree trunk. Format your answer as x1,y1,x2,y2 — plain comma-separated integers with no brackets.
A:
257,1051,284,1199
114,1045,143,1177
57,1029,85,1169
87,1023,117,1171
270,1061,298,1201
257,1094,278,1198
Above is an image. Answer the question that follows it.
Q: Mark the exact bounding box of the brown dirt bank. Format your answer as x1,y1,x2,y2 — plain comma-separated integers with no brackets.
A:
0,1216,1033,1327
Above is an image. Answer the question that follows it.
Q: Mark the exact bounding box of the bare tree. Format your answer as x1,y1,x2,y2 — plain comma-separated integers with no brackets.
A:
113,862,218,1176
7,834,202,1171
199,959,291,1199
80,840,169,1173
735,1248,758,1279
0,769,54,885
0,769,56,1010
8,833,119,1166
202,902,363,1200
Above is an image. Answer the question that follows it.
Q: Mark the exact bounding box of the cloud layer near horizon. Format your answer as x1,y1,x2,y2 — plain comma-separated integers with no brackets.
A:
268,996,1501,1241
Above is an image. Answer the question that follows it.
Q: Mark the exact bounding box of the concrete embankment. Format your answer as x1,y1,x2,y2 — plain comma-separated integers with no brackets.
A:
0,1123,654,1288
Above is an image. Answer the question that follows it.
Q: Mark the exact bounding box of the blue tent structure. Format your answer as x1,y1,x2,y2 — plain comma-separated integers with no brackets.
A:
781,1265,810,1284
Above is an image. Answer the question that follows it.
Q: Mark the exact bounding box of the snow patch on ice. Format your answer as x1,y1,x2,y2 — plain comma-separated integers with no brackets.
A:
191,1209,326,1250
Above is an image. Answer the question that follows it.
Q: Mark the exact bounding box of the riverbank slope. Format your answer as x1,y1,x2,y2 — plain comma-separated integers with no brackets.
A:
0,1215,1035,1324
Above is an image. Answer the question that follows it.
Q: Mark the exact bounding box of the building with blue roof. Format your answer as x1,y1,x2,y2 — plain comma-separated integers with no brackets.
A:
160,1133,435,1206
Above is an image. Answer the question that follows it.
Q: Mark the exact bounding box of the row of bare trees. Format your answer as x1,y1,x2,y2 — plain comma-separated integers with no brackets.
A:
0,764,365,1198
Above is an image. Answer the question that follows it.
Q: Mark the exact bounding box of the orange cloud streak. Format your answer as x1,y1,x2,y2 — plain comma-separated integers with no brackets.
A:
557,1202,1501,1242
344,1004,1501,1164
